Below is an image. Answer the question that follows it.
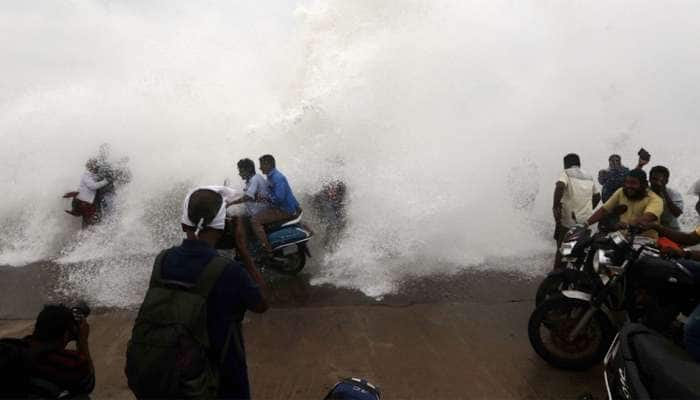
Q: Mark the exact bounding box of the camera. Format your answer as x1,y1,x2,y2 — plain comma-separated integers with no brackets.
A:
638,147,651,161
71,301,91,323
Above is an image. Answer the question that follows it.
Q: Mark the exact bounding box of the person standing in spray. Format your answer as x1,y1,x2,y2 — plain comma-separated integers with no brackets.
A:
553,153,600,270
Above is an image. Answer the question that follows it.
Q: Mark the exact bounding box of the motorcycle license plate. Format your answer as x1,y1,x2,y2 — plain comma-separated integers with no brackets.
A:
282,246,298,255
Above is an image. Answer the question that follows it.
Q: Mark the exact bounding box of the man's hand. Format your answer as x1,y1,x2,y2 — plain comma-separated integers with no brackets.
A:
614,222,629,231
637,221,660,232
661,246,685,258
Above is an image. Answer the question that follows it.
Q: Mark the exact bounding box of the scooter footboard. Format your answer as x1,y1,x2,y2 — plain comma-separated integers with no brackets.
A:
269,225,312,250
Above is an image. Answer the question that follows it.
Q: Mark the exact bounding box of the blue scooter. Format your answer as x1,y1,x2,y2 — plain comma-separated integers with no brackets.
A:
216,212,313,275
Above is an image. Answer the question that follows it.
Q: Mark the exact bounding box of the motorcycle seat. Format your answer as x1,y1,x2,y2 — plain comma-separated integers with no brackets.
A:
631,326,700,399
635,256,695,286
264,211,303,232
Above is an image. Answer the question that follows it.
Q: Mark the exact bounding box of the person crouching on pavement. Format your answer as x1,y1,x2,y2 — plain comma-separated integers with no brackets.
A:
0,304,95,398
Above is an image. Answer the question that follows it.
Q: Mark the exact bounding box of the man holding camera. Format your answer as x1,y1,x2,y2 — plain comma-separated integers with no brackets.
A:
0,304,95,398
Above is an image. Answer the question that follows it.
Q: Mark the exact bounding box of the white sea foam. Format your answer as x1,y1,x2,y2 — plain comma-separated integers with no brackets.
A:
1,1,699,304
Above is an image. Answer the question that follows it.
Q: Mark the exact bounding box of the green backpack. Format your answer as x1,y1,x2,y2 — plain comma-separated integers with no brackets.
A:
125,251,237,399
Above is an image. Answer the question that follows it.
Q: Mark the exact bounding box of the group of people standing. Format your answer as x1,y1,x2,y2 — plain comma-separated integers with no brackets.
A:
552,149,700,360
552,149,697,270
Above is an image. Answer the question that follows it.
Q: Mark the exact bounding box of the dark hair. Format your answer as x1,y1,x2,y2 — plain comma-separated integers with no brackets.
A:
183,189,223,232
237,158,255,174
563,153,581,169
649,165,670,180
609,154,621,161
33,304,74,342
627,168,648,187
259,154,276,168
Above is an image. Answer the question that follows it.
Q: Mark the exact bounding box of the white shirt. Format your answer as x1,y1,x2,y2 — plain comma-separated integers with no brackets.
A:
77,171,109,204
660,187,684,231
244,174,270,216
691,179,700,196
558,167,599,227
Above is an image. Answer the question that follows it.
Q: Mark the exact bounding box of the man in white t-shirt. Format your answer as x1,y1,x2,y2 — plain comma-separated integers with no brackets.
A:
228,158,270,217
552,153,601,269
649,165,684,230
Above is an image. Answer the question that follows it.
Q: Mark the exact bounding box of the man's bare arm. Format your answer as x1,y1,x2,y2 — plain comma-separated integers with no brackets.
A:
586,207,609,226
651,224,700,247
662,191,683,218
553,182,565,223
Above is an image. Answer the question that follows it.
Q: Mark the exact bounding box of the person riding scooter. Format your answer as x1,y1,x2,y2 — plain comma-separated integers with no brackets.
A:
249,155,301,258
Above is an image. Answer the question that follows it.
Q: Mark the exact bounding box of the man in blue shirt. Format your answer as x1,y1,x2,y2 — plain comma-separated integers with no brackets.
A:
250,154,301,254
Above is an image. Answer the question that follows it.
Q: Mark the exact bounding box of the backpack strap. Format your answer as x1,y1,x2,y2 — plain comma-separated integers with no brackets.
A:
193,256,245,366
147,250,169,288
192,255,229,298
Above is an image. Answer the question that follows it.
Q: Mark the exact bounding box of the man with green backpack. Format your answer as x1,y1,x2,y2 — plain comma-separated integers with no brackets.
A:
126,186,269,399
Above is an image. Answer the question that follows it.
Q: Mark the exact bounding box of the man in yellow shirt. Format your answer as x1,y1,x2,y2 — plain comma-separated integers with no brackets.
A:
586,169,663,238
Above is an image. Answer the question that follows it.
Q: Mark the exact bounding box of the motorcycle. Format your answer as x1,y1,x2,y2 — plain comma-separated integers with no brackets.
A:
215,212,313,275
536,207,628,306
604,322,700,400
535,224,601,306
529,227,700,370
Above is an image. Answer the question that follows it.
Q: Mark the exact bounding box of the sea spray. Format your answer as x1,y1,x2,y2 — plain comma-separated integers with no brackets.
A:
0,1,698,304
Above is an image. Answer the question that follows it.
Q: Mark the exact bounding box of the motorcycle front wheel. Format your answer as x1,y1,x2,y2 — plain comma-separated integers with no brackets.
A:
270,247,306,275
528,294,614,370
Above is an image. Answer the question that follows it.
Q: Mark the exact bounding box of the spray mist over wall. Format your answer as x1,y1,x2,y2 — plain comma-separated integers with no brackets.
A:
0,1,699,303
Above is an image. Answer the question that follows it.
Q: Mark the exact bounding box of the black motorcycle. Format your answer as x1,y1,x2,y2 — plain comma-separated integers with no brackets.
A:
535,224,602,306
529,228,700,370
604,322,700,400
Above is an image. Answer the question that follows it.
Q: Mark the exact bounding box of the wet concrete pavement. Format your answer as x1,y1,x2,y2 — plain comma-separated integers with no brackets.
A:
0,263,604,399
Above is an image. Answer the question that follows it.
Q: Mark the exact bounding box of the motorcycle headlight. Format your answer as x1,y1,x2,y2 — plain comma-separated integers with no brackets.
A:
610,231,627,247
561,241,576,257
594,249,613,273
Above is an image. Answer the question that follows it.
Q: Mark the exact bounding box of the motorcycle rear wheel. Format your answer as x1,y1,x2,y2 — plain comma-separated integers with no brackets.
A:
528,294,614,370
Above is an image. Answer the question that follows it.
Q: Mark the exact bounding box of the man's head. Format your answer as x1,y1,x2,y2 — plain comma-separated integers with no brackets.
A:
237,158,255,181
563,153,581,169
85,158,99,174
623,169,648,200
33,304,76,348
181,188,226,243
649,165,670,192
259,154,276,175
608,154,622,168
